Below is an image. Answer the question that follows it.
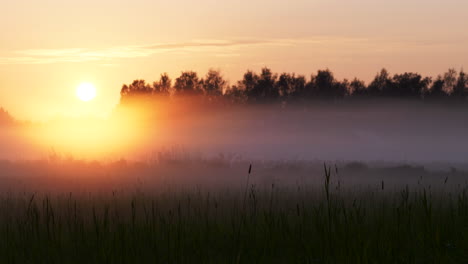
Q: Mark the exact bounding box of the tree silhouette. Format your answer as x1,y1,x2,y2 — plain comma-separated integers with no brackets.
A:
153,73,171,96
240,68,279,102
276,73,306,101
117,67,467,106
349,78,367,96
336,79,351,97
202,69,227,97
443,68,457,95
452,70,468,99
257,67,279,100
174,71,203,96
368,69,391,96
314,69,334,96
426,75,446,99
276,73,293,98
311,69,347,99
390,73,431,98
224,85,247,104
239,70,259,102
290,75,307,100
120,80,152,103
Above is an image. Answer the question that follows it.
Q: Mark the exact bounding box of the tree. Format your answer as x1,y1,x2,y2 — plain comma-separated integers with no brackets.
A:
174,71,202,95
257,67,279,100
153,73,171,96
276,73,293,98
443,68,457,94
120,84,130,98
276,73,307,101
241,68,279,101
452,70,468,99
291,75,306,99
312,69,346,99
368,68,391,96
224,85,247,104
120,79,152,102
297,75,316,99
117,67,467,105
390,72,431,98
202,69,227,97
349,78,367,96
426,75,447,98
337,79,351,97
239,70,259,101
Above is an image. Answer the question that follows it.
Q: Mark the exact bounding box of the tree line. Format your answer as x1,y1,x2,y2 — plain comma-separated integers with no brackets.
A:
120,68,468,104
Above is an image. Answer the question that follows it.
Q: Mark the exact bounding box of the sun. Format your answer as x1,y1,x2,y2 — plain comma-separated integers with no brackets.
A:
76,83,97,102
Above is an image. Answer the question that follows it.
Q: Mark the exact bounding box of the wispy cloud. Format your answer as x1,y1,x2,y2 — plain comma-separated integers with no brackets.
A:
0,38,296,65
2,36,447,65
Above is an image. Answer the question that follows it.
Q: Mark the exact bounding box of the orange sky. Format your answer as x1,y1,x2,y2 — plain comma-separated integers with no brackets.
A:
1,0,467,121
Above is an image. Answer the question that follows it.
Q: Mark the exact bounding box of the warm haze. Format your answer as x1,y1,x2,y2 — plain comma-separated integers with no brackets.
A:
2,1,468,263
1,0,467,120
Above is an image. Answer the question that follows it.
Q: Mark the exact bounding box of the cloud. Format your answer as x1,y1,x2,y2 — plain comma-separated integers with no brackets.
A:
2,36,449,65
0,38,296,65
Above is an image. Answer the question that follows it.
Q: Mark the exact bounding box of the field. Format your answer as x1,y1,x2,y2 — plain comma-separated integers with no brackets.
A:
1,158,468,263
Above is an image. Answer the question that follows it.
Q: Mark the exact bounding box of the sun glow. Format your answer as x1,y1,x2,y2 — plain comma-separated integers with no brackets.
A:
76,83,97,102
26,107,148,159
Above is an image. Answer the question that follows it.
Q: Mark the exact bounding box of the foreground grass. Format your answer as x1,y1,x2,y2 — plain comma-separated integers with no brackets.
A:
1,167,468,263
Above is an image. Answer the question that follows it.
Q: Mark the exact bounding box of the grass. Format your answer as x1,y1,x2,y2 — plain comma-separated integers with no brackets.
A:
0,162,468,263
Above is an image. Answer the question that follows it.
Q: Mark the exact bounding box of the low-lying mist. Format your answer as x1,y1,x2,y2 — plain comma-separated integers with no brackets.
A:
0,157,466,194
1,98,468,165
2,99,468,261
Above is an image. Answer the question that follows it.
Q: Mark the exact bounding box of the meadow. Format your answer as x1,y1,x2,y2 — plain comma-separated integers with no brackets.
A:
0,156,467,263
2,0,467,262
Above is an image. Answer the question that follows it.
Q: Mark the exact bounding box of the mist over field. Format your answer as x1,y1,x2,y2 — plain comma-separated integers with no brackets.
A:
2,100,468,167
147,101,468,163
3,67,468,263
2,0,468,261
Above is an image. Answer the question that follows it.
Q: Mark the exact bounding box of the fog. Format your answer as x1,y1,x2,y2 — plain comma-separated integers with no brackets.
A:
1,99,468,165
150,100,468,163
2,99,468,194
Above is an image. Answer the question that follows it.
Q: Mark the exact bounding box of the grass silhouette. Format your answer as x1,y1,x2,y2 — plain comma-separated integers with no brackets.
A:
0,162,467,263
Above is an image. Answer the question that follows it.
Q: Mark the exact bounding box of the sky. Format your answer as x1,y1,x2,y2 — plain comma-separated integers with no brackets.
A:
0,0,467,121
